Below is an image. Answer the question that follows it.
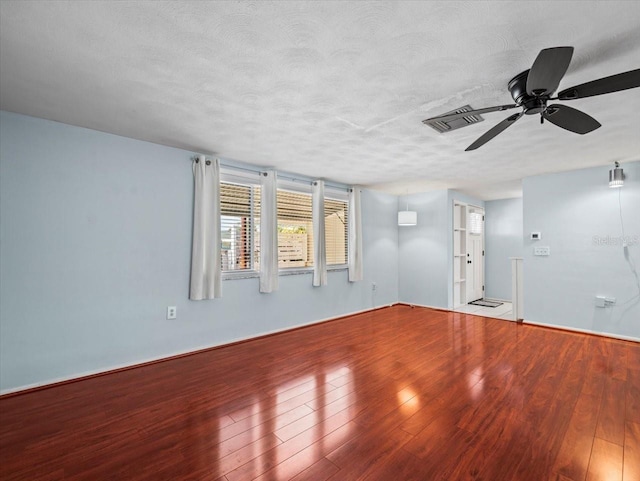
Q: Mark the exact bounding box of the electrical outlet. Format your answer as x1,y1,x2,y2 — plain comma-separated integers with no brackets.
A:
167,306,177,320
534,246,550,256
372,282,377,291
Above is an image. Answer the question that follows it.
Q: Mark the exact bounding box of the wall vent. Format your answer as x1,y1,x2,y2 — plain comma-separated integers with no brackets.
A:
423,105,484,133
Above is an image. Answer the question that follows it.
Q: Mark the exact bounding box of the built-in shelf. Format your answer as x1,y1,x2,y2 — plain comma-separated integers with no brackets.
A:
453,201,467,308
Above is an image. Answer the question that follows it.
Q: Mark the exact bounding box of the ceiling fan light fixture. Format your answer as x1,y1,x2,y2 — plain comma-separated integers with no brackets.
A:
609,162,624,188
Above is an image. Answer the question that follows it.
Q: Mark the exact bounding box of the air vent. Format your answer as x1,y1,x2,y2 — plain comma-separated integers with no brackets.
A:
423,105,484,133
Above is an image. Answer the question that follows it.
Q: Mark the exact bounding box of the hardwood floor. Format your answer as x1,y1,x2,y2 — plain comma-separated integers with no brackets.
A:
1,305,638,480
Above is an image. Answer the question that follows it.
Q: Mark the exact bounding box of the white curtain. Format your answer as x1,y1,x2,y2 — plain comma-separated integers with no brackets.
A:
348,186,363,282
312,180,327,286
260,170,278,293
190,155,222,300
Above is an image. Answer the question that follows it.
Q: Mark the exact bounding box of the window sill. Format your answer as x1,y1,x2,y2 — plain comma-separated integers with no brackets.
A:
222,265,348,280
279,265,348,275
279,267,313,276
222,270,259,280
328,265,348,271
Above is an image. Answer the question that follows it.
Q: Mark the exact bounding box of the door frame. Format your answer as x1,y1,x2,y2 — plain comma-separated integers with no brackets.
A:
465,205,485,302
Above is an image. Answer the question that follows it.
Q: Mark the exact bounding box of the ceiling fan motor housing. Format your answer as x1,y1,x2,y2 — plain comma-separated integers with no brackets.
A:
508,70,547,115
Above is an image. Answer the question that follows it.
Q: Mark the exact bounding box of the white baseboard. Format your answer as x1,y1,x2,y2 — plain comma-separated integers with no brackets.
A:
397,302,451,311
1,304,395,396
523,319,640,343
402,305,639,341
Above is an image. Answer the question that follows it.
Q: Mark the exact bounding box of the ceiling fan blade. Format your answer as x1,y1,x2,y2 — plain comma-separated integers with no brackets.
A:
557,68,640,100
542,104,601,134
422,104,517,124
465,112,524,151
526,47,574,96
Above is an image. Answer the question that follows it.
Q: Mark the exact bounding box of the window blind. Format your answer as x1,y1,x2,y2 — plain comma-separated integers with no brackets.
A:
219,177,349,273
277,189,314,268
220,181,260,271
274,188,349,269
325,197,348,266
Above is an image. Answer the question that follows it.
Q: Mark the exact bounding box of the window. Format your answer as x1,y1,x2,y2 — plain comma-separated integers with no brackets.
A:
277,189,313,268
324,196,348,266
220,178,260,273
276,186,348,269
219,171,349,276
469,211,483,235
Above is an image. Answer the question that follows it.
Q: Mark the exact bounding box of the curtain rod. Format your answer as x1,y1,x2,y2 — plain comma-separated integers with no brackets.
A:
273,173,348,191
192,156,348,191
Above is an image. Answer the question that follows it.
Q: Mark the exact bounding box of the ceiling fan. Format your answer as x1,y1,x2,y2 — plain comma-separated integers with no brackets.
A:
422,47,640,151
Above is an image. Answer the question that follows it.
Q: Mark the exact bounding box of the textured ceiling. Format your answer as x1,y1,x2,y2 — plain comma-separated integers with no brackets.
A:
1,1,639,199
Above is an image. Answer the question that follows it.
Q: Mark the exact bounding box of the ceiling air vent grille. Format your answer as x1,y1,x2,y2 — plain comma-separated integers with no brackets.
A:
423,105,484,134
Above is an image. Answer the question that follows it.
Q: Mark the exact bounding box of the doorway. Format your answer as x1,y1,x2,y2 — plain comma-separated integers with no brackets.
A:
452,201,513,320
466,206,484,303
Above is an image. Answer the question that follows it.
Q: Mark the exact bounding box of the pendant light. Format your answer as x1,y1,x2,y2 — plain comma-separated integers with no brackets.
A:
609,161,624,188
398,195,417,226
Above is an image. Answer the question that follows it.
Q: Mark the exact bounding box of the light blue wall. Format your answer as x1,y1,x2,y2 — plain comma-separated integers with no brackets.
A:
484,198,523,300
523,161,640,339
398,191,449,307
0,111,399,392
397,189,483,309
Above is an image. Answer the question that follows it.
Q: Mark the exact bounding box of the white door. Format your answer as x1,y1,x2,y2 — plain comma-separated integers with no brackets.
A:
466,207,484,302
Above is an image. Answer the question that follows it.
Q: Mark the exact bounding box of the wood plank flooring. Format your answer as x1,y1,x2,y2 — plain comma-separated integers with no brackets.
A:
1,305,638,480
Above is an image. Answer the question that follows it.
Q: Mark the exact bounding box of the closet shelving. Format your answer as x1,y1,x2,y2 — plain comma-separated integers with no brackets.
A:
453,202,467,307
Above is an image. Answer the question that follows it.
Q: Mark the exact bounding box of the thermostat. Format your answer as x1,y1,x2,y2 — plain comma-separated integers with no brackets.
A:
531,232,541,240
